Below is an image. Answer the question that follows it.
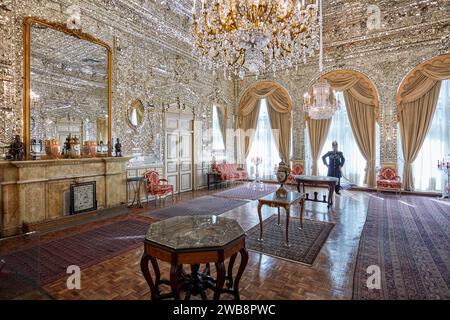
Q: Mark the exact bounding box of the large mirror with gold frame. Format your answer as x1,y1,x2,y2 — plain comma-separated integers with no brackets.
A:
23,17,112,159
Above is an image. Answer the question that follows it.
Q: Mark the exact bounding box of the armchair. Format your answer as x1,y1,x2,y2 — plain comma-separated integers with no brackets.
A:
144,170,174,205
376,167,402,194
287,163,305,185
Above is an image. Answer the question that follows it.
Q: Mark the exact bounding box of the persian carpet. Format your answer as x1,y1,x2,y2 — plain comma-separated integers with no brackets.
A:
0,216,155,298
147,195,247,220
246,215,334,266
353,194,450,299
213,183,279,200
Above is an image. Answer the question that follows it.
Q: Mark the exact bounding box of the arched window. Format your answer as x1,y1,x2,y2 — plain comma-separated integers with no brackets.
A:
397,79,450,191
246,99,281,179
396,54,450,191
237,81,292,180
305,92,380,186
303,70,380,186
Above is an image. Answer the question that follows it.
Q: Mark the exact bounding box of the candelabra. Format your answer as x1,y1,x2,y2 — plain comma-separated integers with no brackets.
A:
251,156,263,184
437,159,450,200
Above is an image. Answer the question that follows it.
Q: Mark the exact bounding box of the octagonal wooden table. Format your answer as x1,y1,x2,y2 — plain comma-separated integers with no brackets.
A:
140,215,248,300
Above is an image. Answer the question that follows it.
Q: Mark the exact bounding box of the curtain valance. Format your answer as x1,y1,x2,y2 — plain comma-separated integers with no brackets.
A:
239,81,292,116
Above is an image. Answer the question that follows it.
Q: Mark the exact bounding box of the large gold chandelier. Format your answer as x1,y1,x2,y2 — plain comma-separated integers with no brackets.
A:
192,0,321,79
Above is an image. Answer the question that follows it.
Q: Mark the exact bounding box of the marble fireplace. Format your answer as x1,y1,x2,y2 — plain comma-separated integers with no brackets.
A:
0,157,129,237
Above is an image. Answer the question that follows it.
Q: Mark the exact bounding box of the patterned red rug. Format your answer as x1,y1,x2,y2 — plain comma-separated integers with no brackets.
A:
353,194,450,300
0,216,155,299
213,183,279,200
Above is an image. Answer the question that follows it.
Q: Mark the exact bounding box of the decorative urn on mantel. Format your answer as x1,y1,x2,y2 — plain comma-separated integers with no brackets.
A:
275,161,291,198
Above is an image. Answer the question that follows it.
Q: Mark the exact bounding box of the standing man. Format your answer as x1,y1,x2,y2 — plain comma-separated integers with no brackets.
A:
321,141,345,194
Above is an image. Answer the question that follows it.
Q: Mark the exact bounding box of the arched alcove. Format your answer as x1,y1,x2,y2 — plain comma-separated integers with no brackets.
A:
304,69,380,187
237,81,293,178
396,53,450,191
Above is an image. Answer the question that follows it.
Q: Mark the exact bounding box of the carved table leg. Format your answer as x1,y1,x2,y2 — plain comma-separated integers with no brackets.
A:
226,253,237,289
136,180,143,208
213,261,226,300
140,253,159,300
285,205,290,246
170,263,180,300
233,247,249,301
150,256,161,287
328,184,335,208
298,198,305,230
257,202,264,241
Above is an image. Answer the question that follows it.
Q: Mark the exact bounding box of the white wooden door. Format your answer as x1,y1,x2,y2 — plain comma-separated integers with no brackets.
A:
165,115,193,194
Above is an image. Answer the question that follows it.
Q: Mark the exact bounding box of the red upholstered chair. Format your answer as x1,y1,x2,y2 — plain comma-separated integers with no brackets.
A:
377,167,402,194
144,170,174,205
287,163,305,185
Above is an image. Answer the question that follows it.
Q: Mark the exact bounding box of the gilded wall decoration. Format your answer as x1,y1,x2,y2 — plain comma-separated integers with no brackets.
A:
1,0,234,164
235,0,449,164
0,0,449,166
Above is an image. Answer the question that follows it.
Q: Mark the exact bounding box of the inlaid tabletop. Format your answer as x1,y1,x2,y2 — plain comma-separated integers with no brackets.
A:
294,175,339,182
258,191,304,204
144,215,245,250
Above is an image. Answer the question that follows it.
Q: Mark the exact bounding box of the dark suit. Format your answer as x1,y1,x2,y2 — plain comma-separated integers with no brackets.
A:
322,151,345,192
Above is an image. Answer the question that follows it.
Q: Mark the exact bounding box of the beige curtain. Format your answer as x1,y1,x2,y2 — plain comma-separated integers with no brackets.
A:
267,91,291,162
216,105,226,146
397,54,450,190
399,81,441,190
238,104,260,161
307,117,332,175
344,92,376,186
238,81,292,163
324,71,378,186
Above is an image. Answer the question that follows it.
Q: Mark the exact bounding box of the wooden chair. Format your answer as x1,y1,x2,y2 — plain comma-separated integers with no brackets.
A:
376,167,402,195
144,170,174,205
286,163,305,185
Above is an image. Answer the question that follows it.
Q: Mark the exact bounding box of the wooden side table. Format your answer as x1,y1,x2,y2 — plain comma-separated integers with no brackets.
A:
207,172,224,190
295,175,339,208
127,176,146,208
257,191,305,246
140,215,248,300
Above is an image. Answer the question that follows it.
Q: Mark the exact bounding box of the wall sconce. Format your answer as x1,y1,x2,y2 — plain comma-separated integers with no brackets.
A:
176,97,186,111
148,101,169,112
65,4,81,30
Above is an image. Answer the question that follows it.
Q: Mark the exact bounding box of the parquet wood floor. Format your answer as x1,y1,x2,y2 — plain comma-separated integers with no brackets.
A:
8,184,372,300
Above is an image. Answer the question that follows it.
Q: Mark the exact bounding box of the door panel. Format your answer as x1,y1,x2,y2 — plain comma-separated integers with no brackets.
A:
167,161,178,174
167,175,178,193
167,133,178,160
180,133,192,159
165,115,193,194
180,173,192,192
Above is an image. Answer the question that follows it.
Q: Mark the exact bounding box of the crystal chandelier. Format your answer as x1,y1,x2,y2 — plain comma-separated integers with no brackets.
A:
303,0,338,119
303,79,339,119
192,0,320,79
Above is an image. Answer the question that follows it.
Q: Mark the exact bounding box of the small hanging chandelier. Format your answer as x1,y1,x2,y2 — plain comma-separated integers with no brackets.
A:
303,0,338,120
303,79,339,119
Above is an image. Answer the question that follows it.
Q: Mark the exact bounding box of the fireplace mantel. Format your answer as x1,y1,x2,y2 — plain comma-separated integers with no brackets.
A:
0,157,131,237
